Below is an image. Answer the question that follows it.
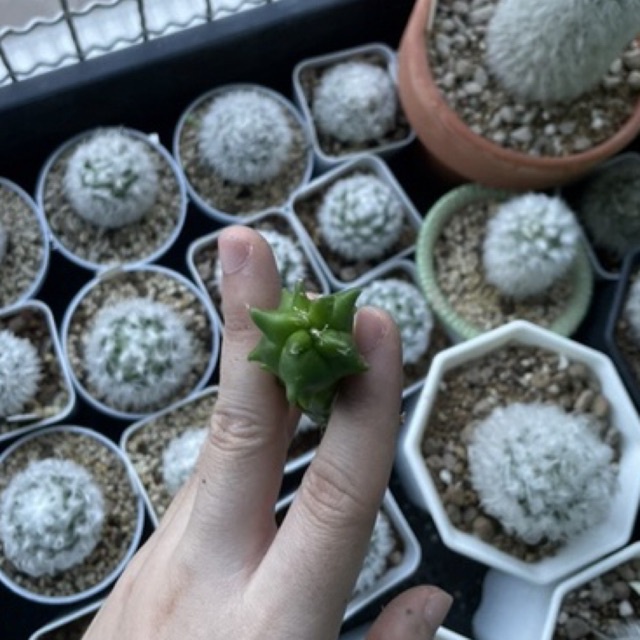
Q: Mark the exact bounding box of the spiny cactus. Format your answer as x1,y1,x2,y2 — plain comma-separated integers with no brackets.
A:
357,278,433,365
249,283,368,422
0,330,42,418
467,402,617,545
312,60,398,144
486,0,640,104
198,89,294,185
162,427,208,496
579,157,640,258
353,510,395,596
215,229,307,292
64,129,159,229
624,278,640,344
0,222,7,265
482,193,581,298
0,458,104,577
84,297,194,412
318,173,404,262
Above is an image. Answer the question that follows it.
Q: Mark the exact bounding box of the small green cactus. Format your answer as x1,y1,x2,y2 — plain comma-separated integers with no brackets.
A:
248,284,368,422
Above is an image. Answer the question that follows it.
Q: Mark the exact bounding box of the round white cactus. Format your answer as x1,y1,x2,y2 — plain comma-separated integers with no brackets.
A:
0,458,105,577
482,193,581,298
198,89,294,185
162,427,208,495
0,222,7,265
486,0,640,104
64,129,159,229
84,297,194,411
353,510,395,596
0,330,42,418
467,402,618,545
318,174,404,261
357,278,433,364
580,158,640,258
215,229,307,291
312,61,397,144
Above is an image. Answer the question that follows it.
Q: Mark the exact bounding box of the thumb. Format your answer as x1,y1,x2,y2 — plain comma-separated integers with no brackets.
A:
365,586,453,640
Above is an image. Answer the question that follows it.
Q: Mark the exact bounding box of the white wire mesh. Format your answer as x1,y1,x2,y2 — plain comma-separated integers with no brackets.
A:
0,0,278,86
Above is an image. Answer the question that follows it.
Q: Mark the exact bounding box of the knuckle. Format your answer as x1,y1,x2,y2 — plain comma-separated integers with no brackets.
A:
208,403,272,458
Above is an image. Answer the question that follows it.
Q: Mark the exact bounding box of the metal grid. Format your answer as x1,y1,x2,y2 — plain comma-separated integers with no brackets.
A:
0,0,277,86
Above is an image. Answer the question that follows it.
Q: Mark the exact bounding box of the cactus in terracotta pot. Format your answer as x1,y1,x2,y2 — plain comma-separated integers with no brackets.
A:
486,0,640,104
249,284,367,422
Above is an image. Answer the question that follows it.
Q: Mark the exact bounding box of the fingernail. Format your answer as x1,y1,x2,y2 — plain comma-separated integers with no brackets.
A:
356,308,389,355
219,232,252,275
423,590,453,630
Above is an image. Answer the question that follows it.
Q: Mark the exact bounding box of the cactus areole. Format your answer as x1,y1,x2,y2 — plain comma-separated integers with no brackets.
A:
248,284,368,422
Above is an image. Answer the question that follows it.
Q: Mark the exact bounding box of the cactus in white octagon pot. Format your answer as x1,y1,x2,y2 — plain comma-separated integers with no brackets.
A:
482,193,581,299
64,129,159,229
0,330,42,418
84,297,194,411
215,229,307,291
486,0,640,104
467,402,618,545
318,174,404,261
0,458,105,577
198,89,293,186
357,278,433,365
312,60,398,143
579,158,640,259
162,427,208,496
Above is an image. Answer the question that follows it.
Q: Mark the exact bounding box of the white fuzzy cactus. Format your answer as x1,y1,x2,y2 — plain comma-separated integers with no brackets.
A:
0,330,42,418
64,129,159,229
84,297,194,411
215,229,307,291
0,222,7,265
580,158,640,258
318,174,404,261
467,402,617,545
612,621,640,639
312,61,397,143
486,0,640,104
357,278,433,364
0,458,104,577
482,193,581,298
198,89,294,185
353,510,395,596
162,427,208,495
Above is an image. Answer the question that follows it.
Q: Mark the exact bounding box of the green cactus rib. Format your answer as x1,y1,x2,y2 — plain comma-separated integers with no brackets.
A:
248,284,368,422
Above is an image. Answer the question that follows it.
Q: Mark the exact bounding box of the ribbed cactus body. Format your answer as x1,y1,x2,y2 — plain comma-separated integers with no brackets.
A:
0,458,105,577
483,194,580,298
357,278,432,365
85,297,194,411
486,0,640,104
312,61,397,143
0,223,7,265
249,284,368,422
580,158,640,258
198,89,294,185
467,402,617,545
162,427,208,495
353,510,395,596
0,330,42,418
64,129,159,229
318,174,404,261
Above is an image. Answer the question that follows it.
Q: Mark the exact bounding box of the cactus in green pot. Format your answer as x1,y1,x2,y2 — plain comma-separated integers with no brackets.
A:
248,284,368,422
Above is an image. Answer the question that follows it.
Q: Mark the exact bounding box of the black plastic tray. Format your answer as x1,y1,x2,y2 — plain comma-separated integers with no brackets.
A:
0,1,638,638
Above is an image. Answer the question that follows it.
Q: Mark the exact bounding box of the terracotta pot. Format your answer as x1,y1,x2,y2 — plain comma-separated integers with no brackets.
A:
396,0,640,191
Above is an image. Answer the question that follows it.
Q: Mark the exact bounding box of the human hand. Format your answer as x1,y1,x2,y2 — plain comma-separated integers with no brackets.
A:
83,225,452,640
